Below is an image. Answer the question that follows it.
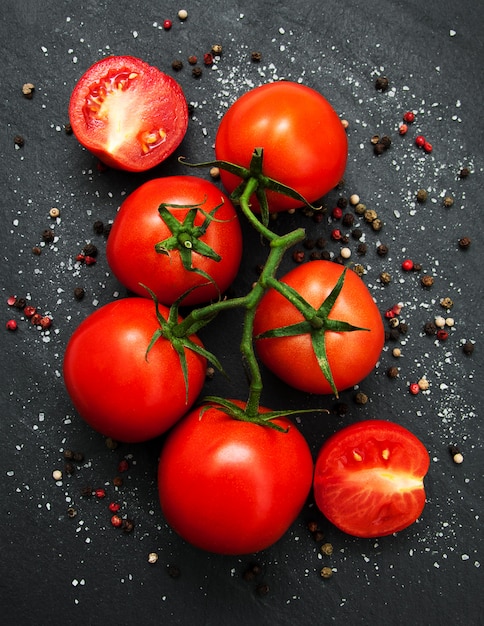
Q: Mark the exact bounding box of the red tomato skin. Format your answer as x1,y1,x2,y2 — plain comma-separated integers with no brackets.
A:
106,176,243,306
158,401,314,554
214,82,348,212
63,298,206,443
253,261,385,394
69,56,188,172
313,420,430,538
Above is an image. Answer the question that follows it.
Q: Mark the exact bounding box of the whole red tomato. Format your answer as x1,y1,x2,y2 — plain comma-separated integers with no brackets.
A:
63,298,207,443
214,81,348,212
313,420,430,537
253,261,385,394
106,176,243,306
69,55,188,171
158,401,314,554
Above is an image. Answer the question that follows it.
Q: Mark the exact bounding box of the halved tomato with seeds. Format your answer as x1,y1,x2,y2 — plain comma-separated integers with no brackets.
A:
68,55,188,171
313,420,430,538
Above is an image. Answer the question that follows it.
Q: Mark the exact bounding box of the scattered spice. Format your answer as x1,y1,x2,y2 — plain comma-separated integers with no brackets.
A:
375,76,389,91
320,567,333,579
462,341,474,356
14,135,24,147
251,51,262,62
22,82,35,98
148,552,159,564
448,445,464,464
458,236,471,249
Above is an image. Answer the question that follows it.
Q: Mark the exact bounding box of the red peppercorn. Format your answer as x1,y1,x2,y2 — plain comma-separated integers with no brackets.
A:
399,123,408,135
403,111,415,123
118,459,129,472
332,207,343,220
423,141,433,153
23,305,37,318
409,383,420,395
163,19,172,30
31,313,43,325
84,255,97,265
203,52,214,66
415,135,426,148
7,296,17,306
76,253,85,263
436,329,449,341
331,228,342,241
95,488,106,499
401,259,414,271
111,515,123,528
6,319,18,331
385,308,396,319
40,316,52,329
109,502,121,513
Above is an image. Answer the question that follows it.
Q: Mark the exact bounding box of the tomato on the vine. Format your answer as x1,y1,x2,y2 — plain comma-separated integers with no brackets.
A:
63,298,207,443
106,176,243,306
214,81,348,212
158,401,314,554
253,260,385,395
313,420,430,537
69,55,188,171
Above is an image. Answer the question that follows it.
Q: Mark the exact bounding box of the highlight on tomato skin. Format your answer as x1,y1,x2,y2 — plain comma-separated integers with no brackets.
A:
68,55,189,172
313,420,430,538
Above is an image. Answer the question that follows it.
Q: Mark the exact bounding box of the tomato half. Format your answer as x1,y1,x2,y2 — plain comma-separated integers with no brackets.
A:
69,55,188,171
63,298,206,443
313,420,430,537
253,260,385,394
158,401,314,554
214,81,348,212
106,176,243,306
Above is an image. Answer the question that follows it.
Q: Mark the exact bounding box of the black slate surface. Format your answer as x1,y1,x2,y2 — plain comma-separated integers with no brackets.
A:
1,1,483,624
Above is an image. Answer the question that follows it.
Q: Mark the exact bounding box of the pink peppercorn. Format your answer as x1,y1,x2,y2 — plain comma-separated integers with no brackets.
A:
6,319,18,331
385,308,396,319
436,329,449,340
332,206,343,220
84,255,97,265
163,19,172,30
331,229,342,241
118,459,129,472
401,259,414,271
415,135,426,148
409,383,420,395
95,488,106,499
399,123,408,135
423,141,433,153
7,296,17,306
203,53,214,66
111,515,123,528
23,305,37,318
109,502,121,513
403,111,415,123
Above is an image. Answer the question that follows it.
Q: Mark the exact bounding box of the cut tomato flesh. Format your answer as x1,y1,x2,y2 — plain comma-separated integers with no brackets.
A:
69,56,188,172
313,420,430,538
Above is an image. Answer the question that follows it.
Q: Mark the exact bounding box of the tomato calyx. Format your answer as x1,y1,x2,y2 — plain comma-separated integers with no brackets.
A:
180,148,321,226
154,197,233,297
142,285,224,402
256,268,369,397
200,396,327,432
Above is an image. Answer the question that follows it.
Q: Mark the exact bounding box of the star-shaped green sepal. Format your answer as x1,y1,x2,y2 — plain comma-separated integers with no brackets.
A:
155,198,231,294
255,268,369,397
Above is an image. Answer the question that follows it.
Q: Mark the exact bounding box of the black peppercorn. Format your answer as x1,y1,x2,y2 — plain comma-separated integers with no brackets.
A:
337,196,348,209
42,229,55,243
14,135,24,147
171,59,183,71
373,142,386,156
459,167,470,178
375,76,389,91
458,236,471,249
167,564,181,578
462,341,474,356
251,51,262,62
387,366,399,378
351,228,363,240
93,220,104,234
292,250,305,263
377,244,388,256
82,243,98,257
424,322,437,335
73,287,85,301
357,242,367,255
342,213,355,227
192,66,203,78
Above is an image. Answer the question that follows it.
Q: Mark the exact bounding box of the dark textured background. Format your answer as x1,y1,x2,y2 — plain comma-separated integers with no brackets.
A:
1,1,482,624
